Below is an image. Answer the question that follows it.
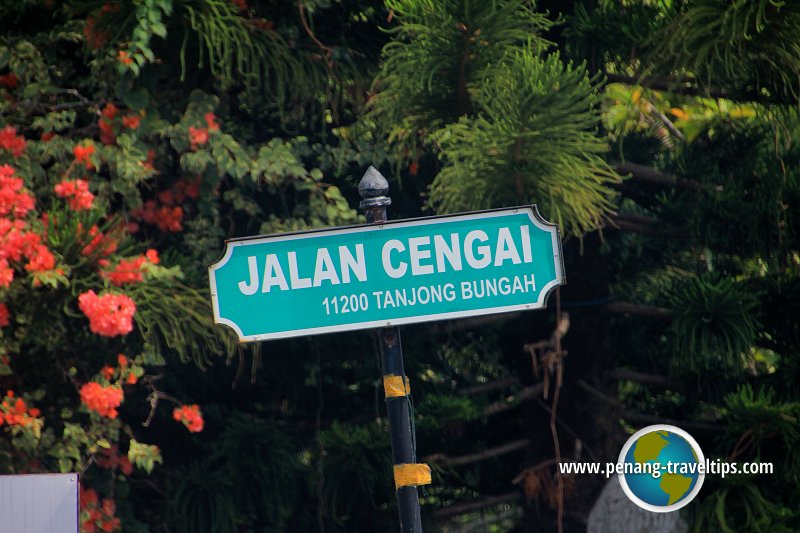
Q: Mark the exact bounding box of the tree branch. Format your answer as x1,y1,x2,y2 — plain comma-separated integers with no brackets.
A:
459,376,522,396
605,73,732,99
433,491,522,520
483,383,544,416
605,301,673,321
425,438,529,466
613,162,704,192
577,380,722,433
609,368,669,387
428,312,520,334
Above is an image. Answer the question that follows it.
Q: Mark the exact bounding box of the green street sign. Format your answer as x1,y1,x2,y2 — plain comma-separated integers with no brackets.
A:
208,206,565,342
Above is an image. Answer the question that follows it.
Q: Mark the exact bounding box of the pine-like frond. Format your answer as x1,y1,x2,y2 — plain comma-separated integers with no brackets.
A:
370,0,555,158
650,0,800,103
429,47,619,235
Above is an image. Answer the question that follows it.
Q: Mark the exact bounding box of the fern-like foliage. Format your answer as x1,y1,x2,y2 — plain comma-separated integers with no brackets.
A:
649,0,800,104
166,415,300,532
370,0,555,158
667,274,761,373
689,386,800,532
691,481,798,533
319,421,393,527
129,280,237,369
429,47,619,235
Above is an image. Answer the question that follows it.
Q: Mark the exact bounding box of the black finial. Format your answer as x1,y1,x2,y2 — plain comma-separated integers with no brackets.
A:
358,166,391,209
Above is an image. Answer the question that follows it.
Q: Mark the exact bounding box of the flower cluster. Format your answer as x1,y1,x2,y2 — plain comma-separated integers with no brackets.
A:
80,224,118,258
80,485,121,533
187,113,219,150
0,391,41,427
79,382,123,419
78,290,136,337
0,72,18,89
0,126,26,158
130,176,200,233
133,200,183,233
0,302,9,327
54,179,95,210
73,143,95,170
173,404,204,433
1,217,57,284
99,103,118,145
95,444,133,476
121,113,140,129
0,164,35,218
101,249,159,286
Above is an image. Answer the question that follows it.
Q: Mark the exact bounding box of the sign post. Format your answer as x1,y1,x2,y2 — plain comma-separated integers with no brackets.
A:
207,165,566,531
359,166,425,532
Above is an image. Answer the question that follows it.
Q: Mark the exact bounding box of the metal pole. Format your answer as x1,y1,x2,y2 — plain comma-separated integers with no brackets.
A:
359,166,424,533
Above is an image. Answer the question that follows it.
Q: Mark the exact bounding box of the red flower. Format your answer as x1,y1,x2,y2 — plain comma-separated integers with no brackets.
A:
84,16,110,50
79,381,123,418
145,249,159,264
0,303,9,327
101,250,159,286
73,143,95,170
0,391,40,427
117,354,128,367
204,112,220,131
118,50,132,65
100,366,115,380
0,218,39,262
102,103,118,120
121,114,140,129
54,178,95,210
0,165,35,218
41,132,55,142
81,225,118,258
143,148,156,171
126,373,137,385
0,259,12,288
78,290,136,337
24,244,55,273
0,73,19,89
98,119,115,145
173,404,204,432
230,0,248,11
188,127,208,150
0,126,26,158
80,484,121,533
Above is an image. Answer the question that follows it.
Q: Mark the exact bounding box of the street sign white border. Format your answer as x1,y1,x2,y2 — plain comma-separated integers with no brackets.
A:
209,205,565,342
617,424,706,513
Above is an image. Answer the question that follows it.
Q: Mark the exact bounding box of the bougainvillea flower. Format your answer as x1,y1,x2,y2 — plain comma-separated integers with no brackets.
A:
173,404,204,432
0,165,35,218
0,126,26,158
55,179,95,210
79,382,123,419
78,290,136,337
73,143,95,169
188,126,208,150
204,112,220,131
121,114,140,129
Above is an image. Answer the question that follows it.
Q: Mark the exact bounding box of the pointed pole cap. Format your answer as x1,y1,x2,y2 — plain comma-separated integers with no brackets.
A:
358,165,392,209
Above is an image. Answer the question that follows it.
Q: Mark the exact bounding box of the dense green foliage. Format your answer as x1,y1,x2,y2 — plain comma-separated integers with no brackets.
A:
1,1,798,532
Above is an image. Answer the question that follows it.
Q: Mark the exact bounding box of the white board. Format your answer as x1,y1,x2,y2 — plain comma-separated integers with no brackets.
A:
0,473,79,533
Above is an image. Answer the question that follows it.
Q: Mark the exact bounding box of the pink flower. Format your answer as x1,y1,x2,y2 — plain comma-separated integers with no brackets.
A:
54,179,95,210
78,290,136,337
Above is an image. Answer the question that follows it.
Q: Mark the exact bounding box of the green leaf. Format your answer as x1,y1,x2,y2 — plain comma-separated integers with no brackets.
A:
128,440,163,474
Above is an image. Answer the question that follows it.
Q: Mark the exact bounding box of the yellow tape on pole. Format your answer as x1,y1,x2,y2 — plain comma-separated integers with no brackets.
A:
383,374,411,398
393,463,432,489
